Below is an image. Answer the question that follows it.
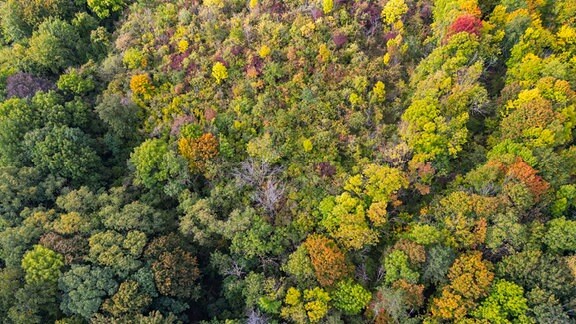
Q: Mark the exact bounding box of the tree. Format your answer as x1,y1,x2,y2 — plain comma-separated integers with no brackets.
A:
331,279,372,315
212,62,228,84
401,32,487,170
496,250,574,301
26,18,81,73
544,217,576,252
21,244,64,284
178,133,219,172
383,250,419,285
422,245,455,287
431,288,470,321
89,230,147,278
448,14,483,38
151,247,200,299
381,0,408,25
527,287,571,323
39,232,88,264
0,166,64,226
319,164,408,249
102,280,152,318
95,93,141,139
319,193,378,250
8,282,60,324
101,201,168,234
0,267,22,319
57,66,96,96
0,97,41,166
130,139,170,190
0,0,74,42
23,125,101,185
0,222,43,267
472,280,529,323
87,0,126,18
304,235,351,287
59,265,118,319
6,72,54,98
280,287,331,324
447,252,494,300
431,252,494,320
282,244,315,285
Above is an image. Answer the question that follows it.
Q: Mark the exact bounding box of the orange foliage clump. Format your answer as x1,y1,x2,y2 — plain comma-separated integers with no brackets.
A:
506,158,550,201
178,133,219,171
304,234,351,287
392,279,424,308
431,289,469,321
448,251,494,300
500,98,556,141
431,251,494,321
392,239,426,265
130,74,154,95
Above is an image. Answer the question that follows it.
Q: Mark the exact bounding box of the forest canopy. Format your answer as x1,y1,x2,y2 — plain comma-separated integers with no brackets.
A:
0,0,576,323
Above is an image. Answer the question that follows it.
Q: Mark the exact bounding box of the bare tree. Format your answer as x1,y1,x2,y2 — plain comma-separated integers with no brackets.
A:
247,309,269,324
233,159,282,188
254,179,286,216
234,159,286,217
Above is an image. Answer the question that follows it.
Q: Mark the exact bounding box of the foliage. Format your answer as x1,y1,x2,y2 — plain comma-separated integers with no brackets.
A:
88,0,126,19
544,217,576,252
281,286,331,323
59,265,118,319
331,279,371,315
151,247,200,299
0,0,575,322
6,72,54,98
448,14,483,38
21,244,64,284
23,125,101,185
304,235,350,287
178,133,219,172
130,139,169,189
384,250,419,285
212,62,228,84
472,280,529,323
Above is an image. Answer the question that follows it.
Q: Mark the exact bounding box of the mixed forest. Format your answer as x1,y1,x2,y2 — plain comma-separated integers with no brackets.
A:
1,0,576,322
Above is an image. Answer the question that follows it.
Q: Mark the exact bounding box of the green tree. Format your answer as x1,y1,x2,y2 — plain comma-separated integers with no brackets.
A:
544,217,576,252
0,97,41,166
384,250,419,285
21,244,64,284
0,166,64,226
0,0,74,42
101,201,168,234
331,279,372,315
89,230,147,278
95,93,141,139
130,139,170,190
59,265,118,319
57,65,97,96
23,125,101,185
473,280,529,323
422,245,455,287
26,18,81,73
88,0,126,18
8,283,60,324
496,250,574,301
0,267,22,319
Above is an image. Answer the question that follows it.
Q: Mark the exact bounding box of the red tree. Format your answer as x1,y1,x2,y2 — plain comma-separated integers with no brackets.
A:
448,14,482,38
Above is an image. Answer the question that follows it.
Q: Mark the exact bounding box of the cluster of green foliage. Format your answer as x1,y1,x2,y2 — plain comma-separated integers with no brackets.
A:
1,0,576,322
